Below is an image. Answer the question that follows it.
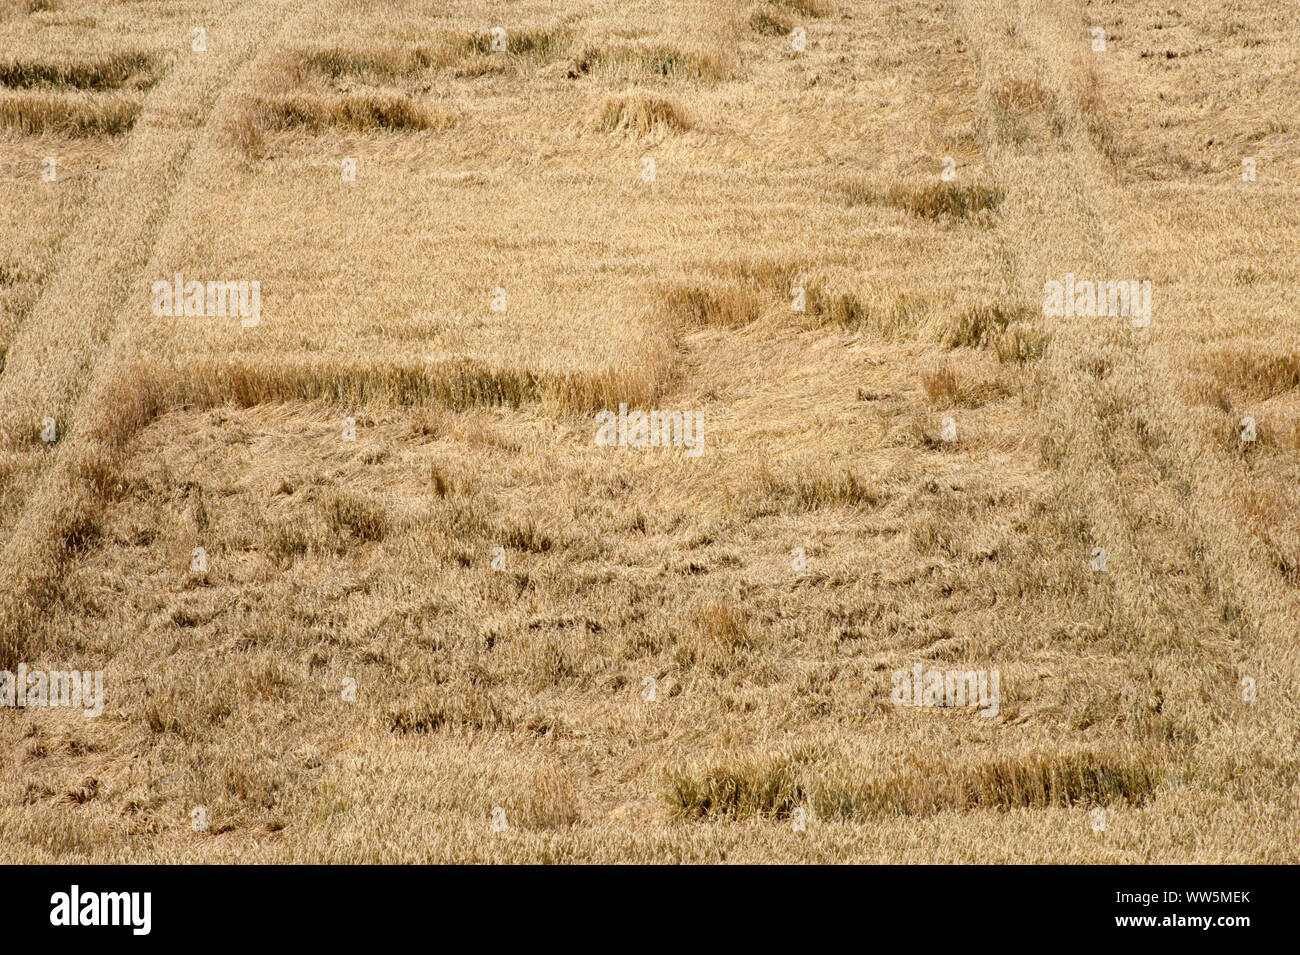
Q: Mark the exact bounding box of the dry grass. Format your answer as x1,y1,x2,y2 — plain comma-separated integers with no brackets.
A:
279,27,569,83
669,747,1160,819
0,50,156,136
568,41,738,81
594,92,693,135
844,179,1004,221
1195,344,1300,400
758,466,886,510
0,51,156,90
660,280,764,328
0,0,1297,865
748,5,793,36
677,599,756,672
223,50,460,156
0,0,59,14
386,686,507,734
777,0,836,15
248,90,455,134
920,362,960,404
0,91,140,135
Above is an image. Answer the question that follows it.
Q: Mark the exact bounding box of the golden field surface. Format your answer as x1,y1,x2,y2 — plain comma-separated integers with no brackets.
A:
0,0,1297,862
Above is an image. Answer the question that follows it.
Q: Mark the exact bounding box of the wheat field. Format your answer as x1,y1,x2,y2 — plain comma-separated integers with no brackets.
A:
0,0,1297,863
